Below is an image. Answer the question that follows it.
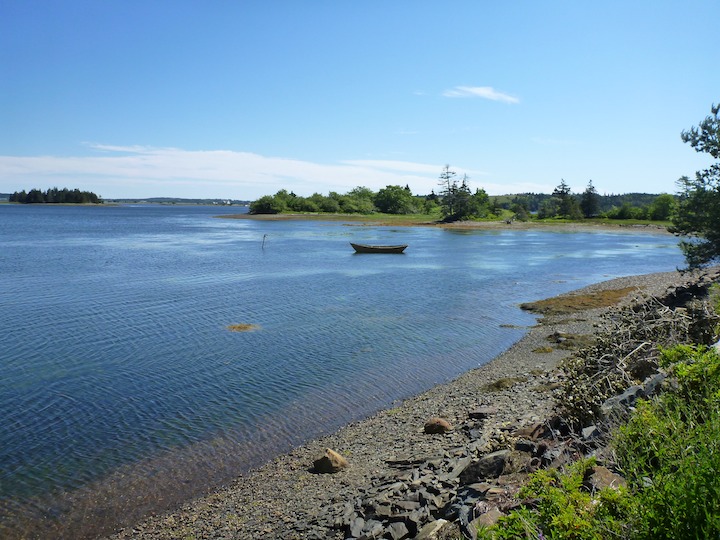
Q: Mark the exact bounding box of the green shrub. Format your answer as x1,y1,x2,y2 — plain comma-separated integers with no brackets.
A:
613,345,720,539
477,458,631,540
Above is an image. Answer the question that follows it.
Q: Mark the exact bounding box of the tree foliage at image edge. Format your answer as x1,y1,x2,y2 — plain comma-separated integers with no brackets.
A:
671,103,720,268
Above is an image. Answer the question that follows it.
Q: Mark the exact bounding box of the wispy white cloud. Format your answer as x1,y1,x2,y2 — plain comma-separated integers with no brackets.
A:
442,86,519,104
0,145,451,199
0,145,537,199
339,160,442,174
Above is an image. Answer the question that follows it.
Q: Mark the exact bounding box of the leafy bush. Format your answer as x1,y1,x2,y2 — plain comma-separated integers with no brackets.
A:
613,345,720,539
477,458,631,540
248,195,284,214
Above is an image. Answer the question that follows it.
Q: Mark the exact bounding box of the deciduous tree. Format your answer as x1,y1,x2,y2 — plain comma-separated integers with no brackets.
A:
647,193,676,221
374,185,416,214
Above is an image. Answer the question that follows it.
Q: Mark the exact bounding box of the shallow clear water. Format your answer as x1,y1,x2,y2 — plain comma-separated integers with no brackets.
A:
0,205,684,535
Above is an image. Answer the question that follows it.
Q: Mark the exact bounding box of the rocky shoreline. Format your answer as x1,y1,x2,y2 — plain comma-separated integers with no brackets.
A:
108,268,719,540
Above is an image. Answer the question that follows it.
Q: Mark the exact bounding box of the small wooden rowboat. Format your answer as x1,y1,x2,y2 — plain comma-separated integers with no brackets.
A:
350,242,408,254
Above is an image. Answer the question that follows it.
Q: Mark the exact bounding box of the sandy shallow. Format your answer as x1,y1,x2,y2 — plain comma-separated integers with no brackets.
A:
105,269,688,539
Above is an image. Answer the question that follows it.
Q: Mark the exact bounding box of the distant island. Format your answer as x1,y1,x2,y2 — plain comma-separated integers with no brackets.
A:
8,187,102,204
103,197,250,206
3,191,251,206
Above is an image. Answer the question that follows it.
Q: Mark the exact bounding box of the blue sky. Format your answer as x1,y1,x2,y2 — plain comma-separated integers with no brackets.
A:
1,1,718,200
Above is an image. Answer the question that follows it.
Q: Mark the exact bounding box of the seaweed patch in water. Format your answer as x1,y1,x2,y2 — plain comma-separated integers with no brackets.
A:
520,286,638,315
226,323,261,332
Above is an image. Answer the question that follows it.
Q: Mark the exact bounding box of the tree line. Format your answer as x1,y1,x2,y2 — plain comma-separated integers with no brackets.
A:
9,187,102,204
500,182,677,222
250,170,677,224
249,171,494,222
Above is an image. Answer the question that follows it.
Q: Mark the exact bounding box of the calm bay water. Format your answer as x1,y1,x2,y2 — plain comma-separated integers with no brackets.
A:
0,204,684,536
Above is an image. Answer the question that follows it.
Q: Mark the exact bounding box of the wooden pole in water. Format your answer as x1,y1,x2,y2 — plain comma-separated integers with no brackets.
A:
262,234,267,249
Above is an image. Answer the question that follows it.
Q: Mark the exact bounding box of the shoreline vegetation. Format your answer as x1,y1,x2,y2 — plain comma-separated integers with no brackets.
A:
244,176,677,226
94,268,719,540
221,211,673,233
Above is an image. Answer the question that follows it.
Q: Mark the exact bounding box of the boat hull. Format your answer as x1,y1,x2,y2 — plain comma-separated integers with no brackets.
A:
350,242,408,254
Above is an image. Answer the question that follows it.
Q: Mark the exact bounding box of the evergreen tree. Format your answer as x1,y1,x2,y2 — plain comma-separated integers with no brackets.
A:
544,180,583,219
26,189,45,203
437,167,490,221
580,180,600,218
437,165,458,218
555,180,582,218
671,103,720,268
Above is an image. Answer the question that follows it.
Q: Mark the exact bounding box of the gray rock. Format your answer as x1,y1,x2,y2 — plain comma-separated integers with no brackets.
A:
475,507,504,528
600,385,644,418
582,424,601,440
362,519,384,537
415,518,449,539
469,406,498,419
542,443,576,468
373,502,394,518
446,456,473,480
452,484,489,509
642,372,666,397
380,481,406,494
469,507,505,538
349,516,365,537
386,521,410,540
387,455,437,468
394,500,421,511
468,427,484,439
458,450,510,483
514,439,535,453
